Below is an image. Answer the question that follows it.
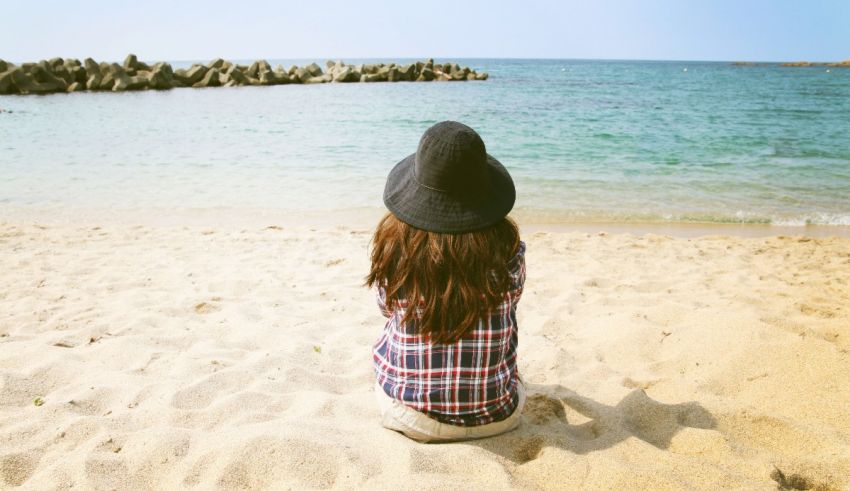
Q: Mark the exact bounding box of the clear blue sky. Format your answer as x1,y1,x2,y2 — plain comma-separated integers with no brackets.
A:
2,0,848,63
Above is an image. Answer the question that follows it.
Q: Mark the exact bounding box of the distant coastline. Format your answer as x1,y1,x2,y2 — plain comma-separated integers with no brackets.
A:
732,60,850,67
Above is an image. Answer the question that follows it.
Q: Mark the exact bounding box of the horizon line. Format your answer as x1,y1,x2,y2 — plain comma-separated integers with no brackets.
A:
4,54,848,65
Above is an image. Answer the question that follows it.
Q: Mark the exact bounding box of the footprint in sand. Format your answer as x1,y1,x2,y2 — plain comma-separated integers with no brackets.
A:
524,393,604,443
523,393,567,425
0,451,42,487
510,394,592,463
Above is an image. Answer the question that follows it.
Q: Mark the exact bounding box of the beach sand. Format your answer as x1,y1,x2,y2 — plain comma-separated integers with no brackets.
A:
1,219,848,489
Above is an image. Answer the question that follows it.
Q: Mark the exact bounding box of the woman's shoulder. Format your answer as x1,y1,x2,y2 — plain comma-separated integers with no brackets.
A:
505,240,526,286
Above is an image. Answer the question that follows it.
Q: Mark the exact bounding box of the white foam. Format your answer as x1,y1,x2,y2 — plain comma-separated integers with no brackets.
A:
771,214,850,226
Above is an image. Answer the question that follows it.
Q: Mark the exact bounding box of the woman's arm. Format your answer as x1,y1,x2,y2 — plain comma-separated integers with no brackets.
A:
376,285,393,318
507,241,526,305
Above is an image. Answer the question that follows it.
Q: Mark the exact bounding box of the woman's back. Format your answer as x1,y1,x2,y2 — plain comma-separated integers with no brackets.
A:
373,241,526,426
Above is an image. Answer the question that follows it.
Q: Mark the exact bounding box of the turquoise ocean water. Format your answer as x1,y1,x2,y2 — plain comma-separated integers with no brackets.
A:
1,59,849,226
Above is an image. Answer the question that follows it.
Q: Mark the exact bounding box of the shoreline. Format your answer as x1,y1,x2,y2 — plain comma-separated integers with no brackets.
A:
520,221,850,238
3,206,850,238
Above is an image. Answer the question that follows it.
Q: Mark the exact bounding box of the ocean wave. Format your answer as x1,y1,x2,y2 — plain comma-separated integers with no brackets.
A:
516,208,850,227
672,212,850,226
770,213,850,226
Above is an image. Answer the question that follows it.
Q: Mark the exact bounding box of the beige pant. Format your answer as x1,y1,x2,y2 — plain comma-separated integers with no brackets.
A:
374,381,526,443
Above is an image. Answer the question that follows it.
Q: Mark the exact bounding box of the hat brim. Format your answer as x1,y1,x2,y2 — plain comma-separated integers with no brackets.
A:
383,152,516,233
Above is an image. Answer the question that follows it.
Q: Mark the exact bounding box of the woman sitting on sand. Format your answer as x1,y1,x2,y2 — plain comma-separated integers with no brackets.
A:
366,121,526,442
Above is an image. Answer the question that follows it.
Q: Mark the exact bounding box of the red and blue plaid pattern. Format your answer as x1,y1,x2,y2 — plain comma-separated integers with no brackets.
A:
373,241,526,427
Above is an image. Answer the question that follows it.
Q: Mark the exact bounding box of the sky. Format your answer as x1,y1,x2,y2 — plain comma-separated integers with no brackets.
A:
2,0,848,63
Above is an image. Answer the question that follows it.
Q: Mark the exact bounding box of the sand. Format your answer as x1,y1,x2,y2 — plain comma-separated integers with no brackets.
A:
1,219,848,490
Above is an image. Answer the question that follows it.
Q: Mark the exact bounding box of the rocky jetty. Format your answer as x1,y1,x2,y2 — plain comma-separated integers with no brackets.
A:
0,55,488,95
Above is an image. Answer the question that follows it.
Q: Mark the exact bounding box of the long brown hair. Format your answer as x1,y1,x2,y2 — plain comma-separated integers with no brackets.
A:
365,213,520,344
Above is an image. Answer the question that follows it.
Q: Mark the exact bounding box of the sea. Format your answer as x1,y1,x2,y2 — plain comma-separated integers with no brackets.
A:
1,59,849,228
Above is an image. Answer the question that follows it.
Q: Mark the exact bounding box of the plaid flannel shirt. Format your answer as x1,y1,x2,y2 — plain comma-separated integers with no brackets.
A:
373,241,526,427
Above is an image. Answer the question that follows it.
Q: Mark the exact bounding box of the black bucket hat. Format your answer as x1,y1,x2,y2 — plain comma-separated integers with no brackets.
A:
383,121,515,233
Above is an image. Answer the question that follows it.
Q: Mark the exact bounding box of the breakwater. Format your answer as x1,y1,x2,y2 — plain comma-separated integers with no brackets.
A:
0,55,488,95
